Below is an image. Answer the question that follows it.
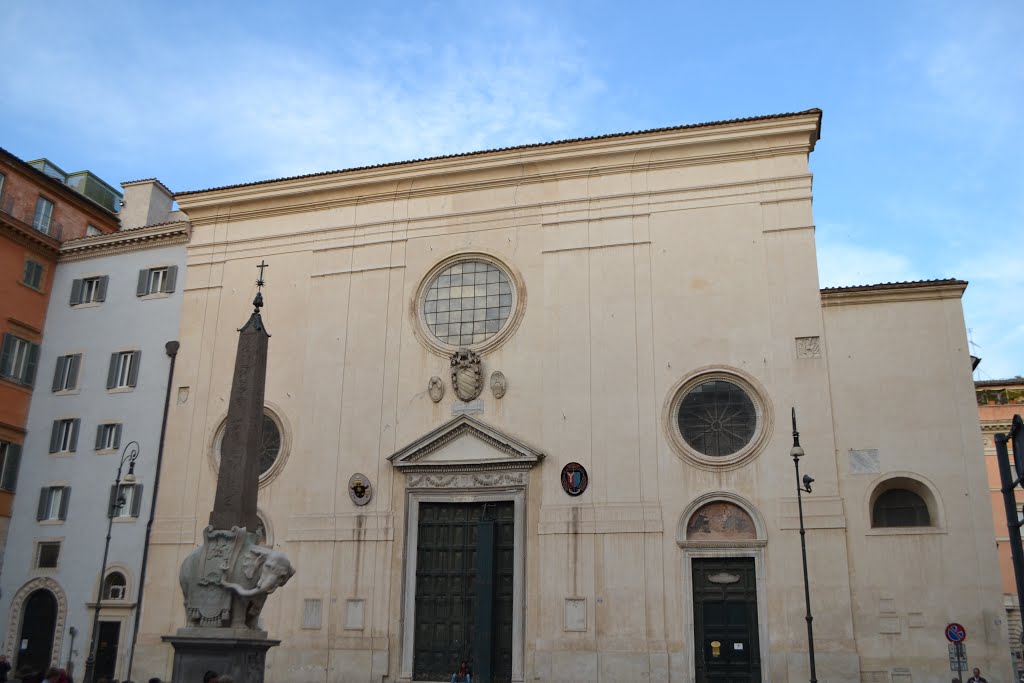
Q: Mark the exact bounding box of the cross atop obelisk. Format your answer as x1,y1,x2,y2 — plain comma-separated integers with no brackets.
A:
210,261,271,530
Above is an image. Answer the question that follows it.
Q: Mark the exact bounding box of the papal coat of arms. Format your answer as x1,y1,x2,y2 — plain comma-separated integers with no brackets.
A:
348,473,372,506
450,348,483,402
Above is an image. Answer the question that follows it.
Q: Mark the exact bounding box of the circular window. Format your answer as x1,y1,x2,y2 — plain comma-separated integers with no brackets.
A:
422,259,514,347
212,407,289,484
665,369,771,470
678,380,757,457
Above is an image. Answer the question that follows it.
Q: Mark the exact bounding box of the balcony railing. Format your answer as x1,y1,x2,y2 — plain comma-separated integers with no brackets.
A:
0,194,63,241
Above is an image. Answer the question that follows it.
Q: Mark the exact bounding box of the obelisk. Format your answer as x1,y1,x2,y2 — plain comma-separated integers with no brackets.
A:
209,263,270,531
165,261,294,683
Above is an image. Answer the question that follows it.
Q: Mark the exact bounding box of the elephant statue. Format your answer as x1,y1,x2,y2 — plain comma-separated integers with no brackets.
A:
179,526,295,630
220,544,296,629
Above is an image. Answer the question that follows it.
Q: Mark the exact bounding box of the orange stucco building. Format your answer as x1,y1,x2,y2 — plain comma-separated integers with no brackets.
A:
978,377,1024,672
0,149,120,569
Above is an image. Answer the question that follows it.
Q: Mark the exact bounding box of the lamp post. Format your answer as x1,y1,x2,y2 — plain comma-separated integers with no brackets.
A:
790,408,817,683
82,440,139,683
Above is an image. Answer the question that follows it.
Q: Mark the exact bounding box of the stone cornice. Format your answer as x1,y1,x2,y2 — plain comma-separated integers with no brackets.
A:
58,220,191,262
177,113,821,218
820,280,967,307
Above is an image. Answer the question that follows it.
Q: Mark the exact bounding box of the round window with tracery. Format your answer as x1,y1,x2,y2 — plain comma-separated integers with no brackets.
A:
422,259,514,347
214,409,285,480
677,380,757,457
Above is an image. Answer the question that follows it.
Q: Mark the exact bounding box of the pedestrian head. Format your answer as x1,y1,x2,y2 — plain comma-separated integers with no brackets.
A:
203,672,219,683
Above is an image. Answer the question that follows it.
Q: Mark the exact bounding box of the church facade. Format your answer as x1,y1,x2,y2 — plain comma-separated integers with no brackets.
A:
133,109,1009,682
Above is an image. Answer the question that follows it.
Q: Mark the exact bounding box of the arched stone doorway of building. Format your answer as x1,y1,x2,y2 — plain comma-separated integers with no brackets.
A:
677,492,769,683
3,577,68,675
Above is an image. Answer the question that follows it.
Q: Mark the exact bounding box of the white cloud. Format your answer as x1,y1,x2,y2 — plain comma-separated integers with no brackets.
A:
0,4,604,190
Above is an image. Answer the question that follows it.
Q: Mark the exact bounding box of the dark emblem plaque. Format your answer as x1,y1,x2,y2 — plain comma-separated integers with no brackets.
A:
349,473,372,506
560,462,589,497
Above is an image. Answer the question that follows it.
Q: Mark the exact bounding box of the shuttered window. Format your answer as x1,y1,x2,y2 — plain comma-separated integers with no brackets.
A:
33,197,54,233
0,333,40,386
36,486,70,521
49,419,80,453
0,441,22,491
52,354,81,392
22,260,44,289
94,423,122,451
109,483,143,518
69,275,108,305
136,266,178,296
107,350,141,389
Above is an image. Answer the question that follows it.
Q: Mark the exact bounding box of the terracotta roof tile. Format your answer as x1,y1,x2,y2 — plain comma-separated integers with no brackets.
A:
820,278,967,294
177,108,822,197
975,378,1024,387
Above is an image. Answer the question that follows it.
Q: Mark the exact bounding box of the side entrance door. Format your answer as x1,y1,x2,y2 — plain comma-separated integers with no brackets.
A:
414,501,514,683
95,621,121,680
693,557,761,683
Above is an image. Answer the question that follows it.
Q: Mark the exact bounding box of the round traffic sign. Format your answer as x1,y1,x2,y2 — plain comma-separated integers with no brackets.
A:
945,623,966,642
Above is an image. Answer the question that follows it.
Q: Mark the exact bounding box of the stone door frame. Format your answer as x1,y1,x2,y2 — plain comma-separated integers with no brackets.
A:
4,577,68,672
399,480,527,683
677,492,769,683
388,416,543,683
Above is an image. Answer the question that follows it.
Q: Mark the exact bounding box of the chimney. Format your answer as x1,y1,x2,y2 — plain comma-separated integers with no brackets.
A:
119,179,174,230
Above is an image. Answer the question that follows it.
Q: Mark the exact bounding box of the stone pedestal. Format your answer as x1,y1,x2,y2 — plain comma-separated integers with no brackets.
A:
163,628,280,683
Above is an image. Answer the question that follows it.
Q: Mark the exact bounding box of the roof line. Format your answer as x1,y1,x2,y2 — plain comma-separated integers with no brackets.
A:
176,108,822,197
820,278,967,293
0,147,120,220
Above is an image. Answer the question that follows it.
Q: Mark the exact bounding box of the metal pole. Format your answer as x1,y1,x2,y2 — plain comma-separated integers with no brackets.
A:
794,455,818,683
791,408,817,683
955,641,964,681
82,442,138,683
996,431,1024,620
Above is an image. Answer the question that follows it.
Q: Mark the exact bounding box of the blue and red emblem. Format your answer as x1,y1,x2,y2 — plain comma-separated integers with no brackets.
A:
561,462,589,497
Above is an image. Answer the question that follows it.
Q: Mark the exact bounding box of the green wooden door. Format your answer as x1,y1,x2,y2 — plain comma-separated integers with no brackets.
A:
414,502,514,682
693,557,761,683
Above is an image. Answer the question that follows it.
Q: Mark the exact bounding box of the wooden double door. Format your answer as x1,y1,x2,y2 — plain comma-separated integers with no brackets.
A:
413,502,514,683
693,557,761,683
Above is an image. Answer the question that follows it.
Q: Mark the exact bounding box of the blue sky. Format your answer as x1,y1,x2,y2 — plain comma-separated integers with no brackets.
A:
2,1,1021,378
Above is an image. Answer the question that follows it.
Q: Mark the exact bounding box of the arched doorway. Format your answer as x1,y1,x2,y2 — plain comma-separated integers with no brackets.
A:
18,589,57,674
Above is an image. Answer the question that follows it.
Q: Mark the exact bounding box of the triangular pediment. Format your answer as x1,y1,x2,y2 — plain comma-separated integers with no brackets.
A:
388,415,544,473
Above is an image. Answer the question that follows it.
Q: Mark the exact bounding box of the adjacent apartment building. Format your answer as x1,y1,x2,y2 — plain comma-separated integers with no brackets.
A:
0,150,121,573
0,179,188,681
977,377,1024,676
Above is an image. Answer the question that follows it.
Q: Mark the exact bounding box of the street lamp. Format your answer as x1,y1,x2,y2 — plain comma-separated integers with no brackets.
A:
790,408,817,683
82,440,139,683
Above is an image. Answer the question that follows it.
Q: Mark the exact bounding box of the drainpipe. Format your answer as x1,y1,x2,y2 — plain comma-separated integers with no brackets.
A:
125,340,178,681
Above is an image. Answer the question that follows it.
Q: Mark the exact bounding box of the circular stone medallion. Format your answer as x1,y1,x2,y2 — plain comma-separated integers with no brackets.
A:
560,462,589,497
349,473,373,506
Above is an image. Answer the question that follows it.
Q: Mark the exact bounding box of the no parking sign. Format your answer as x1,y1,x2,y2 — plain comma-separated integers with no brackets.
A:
945,623,966,643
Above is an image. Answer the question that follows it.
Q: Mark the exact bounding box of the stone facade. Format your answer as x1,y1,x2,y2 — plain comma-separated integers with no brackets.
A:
131,110,1009,682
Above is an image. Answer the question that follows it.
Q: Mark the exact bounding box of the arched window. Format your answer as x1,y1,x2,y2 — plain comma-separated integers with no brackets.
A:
103,571,127,600
872,489,930,527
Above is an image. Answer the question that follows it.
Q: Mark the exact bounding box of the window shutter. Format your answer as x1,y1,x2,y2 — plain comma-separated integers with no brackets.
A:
1,444,21,490
58,487,70,520
52,356,67,392
96,275,109,302
164,266,178,293
24,343,39,386
130,484,143,517
128,350,141,387
114,424,122,449
69,419,80,452
136,270,148,297
22,261,32,284
49,421,61,453
37,488,48,521
0,334,12,375
95,424,104,450
108,485,118,518
68,354,81,389
107,353,118,389
70,279,83,306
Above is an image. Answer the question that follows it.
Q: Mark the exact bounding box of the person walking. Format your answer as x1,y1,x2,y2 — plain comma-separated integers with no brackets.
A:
967,668,988,683
451,660,472,683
